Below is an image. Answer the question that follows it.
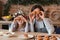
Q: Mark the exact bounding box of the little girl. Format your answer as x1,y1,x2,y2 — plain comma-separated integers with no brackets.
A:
9,10,29,32
29,4,55,34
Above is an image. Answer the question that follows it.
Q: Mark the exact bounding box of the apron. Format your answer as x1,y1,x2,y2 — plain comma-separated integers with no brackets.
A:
34,21,48,33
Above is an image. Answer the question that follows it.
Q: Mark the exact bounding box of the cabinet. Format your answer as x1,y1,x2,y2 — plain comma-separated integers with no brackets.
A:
0,21,12,29
0,1,3,17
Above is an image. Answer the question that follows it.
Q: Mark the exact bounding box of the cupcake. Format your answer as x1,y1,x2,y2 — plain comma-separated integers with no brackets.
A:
50,35,57,40
44,35,49,40
24,33,28,38
36,35,43,40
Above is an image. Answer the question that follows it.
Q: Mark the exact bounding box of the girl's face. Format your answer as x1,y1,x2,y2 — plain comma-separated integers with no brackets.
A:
17,19,24,25
16,16,25,25
32,8,43,20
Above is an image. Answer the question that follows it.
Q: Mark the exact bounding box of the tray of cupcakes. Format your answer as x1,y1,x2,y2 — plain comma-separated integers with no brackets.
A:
35,34,60,40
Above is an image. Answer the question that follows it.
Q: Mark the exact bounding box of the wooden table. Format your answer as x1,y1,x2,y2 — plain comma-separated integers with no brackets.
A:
0,29,60,40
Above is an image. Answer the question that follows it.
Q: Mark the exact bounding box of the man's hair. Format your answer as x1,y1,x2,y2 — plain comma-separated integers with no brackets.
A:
31,4,44,12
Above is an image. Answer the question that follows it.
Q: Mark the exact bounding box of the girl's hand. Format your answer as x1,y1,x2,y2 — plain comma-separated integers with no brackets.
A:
13,15,27,23
29,12,35,22
39,11,44,20
21,16,27,22
13,17,20,22
16,16,27,22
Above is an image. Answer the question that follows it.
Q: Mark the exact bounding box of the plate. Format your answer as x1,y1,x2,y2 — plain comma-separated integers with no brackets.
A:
0,32,4,36
3,32,16,37
57,37,60,40
18,34,34,40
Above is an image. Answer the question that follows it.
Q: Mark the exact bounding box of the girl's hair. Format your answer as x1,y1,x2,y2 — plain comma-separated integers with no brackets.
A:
31,4,44,12
14,10,24,18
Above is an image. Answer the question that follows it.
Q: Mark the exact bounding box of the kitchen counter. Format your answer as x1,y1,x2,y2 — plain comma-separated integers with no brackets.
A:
0,21,60,29
0,21,12,29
